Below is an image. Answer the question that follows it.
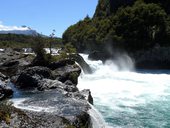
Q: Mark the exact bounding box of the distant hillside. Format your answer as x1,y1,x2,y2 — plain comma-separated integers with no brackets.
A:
0,34,62,48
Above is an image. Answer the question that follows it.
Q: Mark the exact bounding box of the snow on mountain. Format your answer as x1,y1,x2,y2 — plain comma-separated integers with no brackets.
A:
0,24,39,36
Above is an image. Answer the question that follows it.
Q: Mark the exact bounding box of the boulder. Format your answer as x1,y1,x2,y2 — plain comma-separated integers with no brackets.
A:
53,64,81,85
0,105,91,128
0,81,13,100
81,89,93,105
88,51,113,62
1,60,19,67
15,66,53,88
48,59,75,70
0,52,34,77
0,60,20,77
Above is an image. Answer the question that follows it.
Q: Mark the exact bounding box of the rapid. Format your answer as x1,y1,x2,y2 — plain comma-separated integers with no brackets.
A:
78,54,170,128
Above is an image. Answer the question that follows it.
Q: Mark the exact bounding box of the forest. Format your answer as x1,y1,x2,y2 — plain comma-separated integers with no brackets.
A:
63,0,170,53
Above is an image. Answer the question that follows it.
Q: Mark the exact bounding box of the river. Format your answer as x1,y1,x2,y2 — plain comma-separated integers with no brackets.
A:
78,54,170,128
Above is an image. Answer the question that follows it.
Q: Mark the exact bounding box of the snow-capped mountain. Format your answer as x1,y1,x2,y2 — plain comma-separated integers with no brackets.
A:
0,25,39,36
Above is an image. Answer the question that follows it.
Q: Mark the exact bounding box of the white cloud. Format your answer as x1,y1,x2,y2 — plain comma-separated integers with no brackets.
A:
0,21,29,31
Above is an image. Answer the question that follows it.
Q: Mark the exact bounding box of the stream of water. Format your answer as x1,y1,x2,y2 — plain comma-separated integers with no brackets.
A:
78,54,170,128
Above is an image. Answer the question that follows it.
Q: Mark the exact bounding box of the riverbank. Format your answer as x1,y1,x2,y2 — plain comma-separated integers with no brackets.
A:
0,49,94,128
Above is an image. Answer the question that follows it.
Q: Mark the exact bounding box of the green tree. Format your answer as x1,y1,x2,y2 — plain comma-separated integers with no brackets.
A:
49,29,56,55
113,0,168,51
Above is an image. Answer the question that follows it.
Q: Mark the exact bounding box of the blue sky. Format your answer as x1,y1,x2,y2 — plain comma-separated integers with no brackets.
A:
0,0,98,37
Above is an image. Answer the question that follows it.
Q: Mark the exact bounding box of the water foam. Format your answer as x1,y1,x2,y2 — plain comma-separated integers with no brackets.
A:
78,54,170,127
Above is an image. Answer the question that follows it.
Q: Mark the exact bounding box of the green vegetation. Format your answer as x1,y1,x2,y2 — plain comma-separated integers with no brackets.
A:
68,71,79,84
0,33,62,48
63,0,170,53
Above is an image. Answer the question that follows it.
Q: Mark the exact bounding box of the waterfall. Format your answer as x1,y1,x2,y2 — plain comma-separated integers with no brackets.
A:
88,104,111,128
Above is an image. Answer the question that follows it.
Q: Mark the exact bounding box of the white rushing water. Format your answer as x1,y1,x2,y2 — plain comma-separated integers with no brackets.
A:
78,54,170,128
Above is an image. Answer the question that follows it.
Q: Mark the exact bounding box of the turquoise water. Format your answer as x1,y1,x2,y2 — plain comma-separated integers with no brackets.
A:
78,54,170,128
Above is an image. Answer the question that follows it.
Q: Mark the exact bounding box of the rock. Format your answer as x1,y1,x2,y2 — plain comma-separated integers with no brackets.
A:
69,53,93,74
133,47,170,69
1,60,19,67
48,59,75,70
0,60,19,77
53,64,81,85
88,51,113,62
15,66,54,88
4,48,14,54
73,111,91,128
0,52,34,77
0,72,8,81
37,79,65,91
81,89,93,105
14,107,90,128
0,80,13,100
0,50,93,127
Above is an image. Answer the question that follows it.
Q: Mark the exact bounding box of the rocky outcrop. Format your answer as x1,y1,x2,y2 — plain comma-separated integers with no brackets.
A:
14,66,54,89
0,50,34,76
88,51,114,63
0,72,13,100
53,64,81,85
0,50,93,127
48,59,75,70
0,72,8,81
69,54,92,74
133,47,170,69
0,80,13,100
81,89,93,105
0,101,91,128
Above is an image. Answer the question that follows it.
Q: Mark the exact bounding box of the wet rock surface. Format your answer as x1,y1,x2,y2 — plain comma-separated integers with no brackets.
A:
0,73,13,100
0,82,13,100
0,49,93,128
69,53,93,74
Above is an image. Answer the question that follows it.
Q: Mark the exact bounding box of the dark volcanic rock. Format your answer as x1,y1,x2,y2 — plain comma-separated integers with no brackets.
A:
133,47,170,69
0,72,8,81
0,50,93,127
0,80,13,100
0,51,34,76
0,60,20,77
53,64,81,85
15,66,54,88
1,60,19,67
81,89,93,105
48,59,75,70
88,51,113,63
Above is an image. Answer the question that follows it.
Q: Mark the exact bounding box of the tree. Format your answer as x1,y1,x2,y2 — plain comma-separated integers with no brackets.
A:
49,29,55,55
113,0,168,51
